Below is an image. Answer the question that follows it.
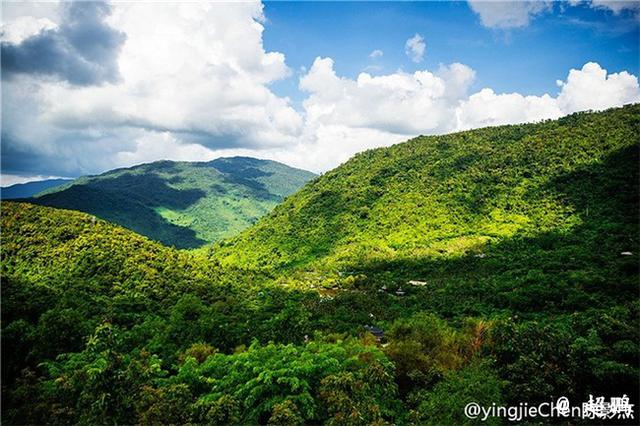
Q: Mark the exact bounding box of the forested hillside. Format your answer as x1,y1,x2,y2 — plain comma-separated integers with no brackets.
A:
1,202,407,424
216,105,639,275
28,157,315,249
2,105,639,424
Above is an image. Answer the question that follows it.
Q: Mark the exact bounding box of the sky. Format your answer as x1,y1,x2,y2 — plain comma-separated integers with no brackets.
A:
1,0,639,186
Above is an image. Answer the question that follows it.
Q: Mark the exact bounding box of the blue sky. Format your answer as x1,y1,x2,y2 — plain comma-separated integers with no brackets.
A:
1,0,639,184
263,1,639,104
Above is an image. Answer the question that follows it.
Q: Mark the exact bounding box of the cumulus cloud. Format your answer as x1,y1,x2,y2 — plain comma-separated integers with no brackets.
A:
405,34,426,62
42,2,301,147
1,2,126,85
285,58,474,171
456,62,639,129
1,1,303,177
298,57,639,141
293,58,638,171
556,62,640,111
300,57,475,135
456,89,562,129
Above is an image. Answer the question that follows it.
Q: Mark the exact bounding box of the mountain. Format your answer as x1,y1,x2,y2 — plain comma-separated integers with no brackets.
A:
27,157,316,249
0,178,72,200
2,106,639,425
215,105,640,281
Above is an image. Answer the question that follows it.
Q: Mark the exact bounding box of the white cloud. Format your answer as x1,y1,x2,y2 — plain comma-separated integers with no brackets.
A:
0,1,61,32
288,57,475,171
456,89,563,129
293,58,639,171
2,1,639,181
63,2,301,147
112,131,219,168
2,1,303,177
300,57,475,135
0,174,69,187
468,0,553,28
556,62,640,112
369,49,383,59
405,34,426,62
457,62,639,129
0,16,57,43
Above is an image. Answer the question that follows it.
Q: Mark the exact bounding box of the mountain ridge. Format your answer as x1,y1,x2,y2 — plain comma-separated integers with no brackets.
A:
27,156,316,249
214,105,640,277
1,178,73,200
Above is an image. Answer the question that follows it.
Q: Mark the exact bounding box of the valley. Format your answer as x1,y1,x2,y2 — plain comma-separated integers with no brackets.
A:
2,105,639,424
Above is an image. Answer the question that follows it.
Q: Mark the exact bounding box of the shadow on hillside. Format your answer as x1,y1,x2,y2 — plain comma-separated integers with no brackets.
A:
201,158,280,202
31,173,208,249
548,144,639,226
342,144,639,317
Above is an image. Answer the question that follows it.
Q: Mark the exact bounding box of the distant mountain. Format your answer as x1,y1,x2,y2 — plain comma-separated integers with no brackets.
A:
1,178,72,200
28,157,316,249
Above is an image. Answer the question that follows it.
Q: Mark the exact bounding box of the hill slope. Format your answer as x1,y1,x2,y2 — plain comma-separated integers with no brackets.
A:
1,178,72,199
2,106,639,424
216,105,640,280
28,157,315,249
1,202,403,425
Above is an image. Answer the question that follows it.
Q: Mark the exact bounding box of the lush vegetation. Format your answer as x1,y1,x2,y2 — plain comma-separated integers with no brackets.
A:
2,105,639,424
216,106,639,273
27,157,315,249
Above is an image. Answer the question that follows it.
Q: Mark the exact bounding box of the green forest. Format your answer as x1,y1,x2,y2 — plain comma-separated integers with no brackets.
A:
2,105,639,424
25,157,315,249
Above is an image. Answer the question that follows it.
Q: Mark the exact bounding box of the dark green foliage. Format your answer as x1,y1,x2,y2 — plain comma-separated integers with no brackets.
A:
28,157,315,248
2,105,639,424
490,305,640,405
407,361,504,426
174,338,398,424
